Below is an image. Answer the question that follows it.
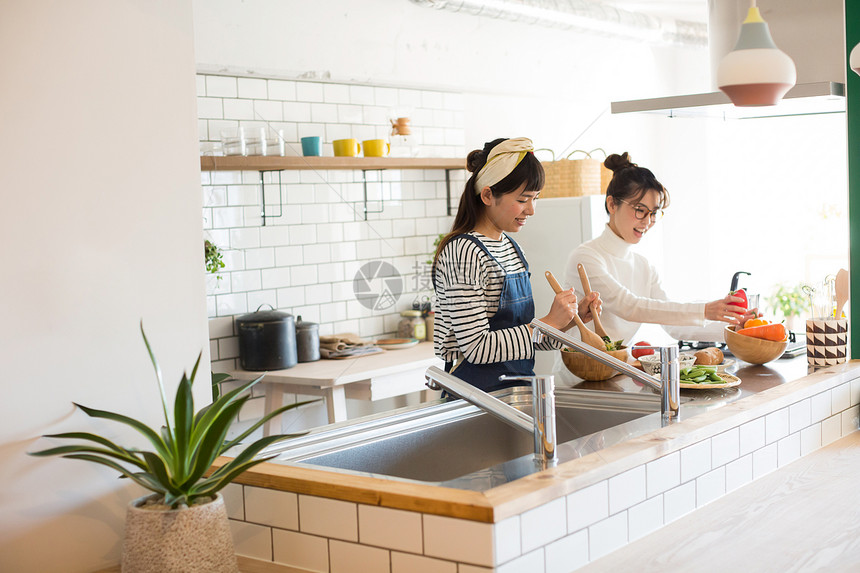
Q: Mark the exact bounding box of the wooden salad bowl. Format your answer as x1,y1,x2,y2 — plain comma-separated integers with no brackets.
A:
724,325,787,365
561,347,629,381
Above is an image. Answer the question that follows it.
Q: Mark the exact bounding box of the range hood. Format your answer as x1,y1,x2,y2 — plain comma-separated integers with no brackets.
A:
611,0,846,119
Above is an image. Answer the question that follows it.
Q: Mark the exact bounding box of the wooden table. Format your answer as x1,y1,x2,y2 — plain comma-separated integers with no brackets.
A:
228,342,442,434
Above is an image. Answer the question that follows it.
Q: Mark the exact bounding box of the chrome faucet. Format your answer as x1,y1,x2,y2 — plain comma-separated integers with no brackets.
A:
530,319,680,422
424,366,558,467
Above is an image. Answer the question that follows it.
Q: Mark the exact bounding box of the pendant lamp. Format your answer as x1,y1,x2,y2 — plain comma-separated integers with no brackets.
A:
717,1,796,107
851,42,860,76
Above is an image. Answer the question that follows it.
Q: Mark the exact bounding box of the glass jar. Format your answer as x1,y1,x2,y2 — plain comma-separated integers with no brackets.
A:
397,310,426,340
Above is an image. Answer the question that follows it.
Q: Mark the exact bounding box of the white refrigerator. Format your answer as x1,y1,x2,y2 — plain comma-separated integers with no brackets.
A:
515,196,607,374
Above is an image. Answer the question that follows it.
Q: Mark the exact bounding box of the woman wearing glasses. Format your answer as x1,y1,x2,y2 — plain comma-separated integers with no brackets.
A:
562,152,753,348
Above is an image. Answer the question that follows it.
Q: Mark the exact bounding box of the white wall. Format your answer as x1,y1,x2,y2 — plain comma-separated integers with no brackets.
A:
0,2,207,572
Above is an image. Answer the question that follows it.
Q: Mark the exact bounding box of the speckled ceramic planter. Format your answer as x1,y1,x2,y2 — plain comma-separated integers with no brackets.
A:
121,493,238,573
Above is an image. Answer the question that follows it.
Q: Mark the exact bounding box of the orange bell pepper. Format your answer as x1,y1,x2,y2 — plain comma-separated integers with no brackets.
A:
744,316,770,328
737,323,788,342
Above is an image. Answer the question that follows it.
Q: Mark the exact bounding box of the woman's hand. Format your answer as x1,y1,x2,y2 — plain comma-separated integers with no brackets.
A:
705,293,751,325
540,288,578,330
577,291,602,323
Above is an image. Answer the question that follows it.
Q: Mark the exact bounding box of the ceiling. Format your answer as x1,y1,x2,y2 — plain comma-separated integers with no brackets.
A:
606,0,707,23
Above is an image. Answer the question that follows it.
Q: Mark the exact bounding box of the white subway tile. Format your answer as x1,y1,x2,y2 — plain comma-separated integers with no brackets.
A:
496,548,544,573
254,99,283,121
423,514,493,566
833,382,851,413
196,74,206,95
218,336,239,360
725,453,753,492
331,242,358,262
289,225,318,245
287,183,317,205
230,227,261,249
338,104,363,123
210,120,241,145
520,498,566,553
302,203,331,224
609,465,646,514
800,423,822,456
739,417,766,455
267,79,297,100
291,265,319,286
752,443,778,479
494,515,521,564
311,102,339,123
275,246,304,267
209,316,235,338
305,284,334,305
223,99,254,120
545,530,588,573
364,104,389,124
243,486,298,530
841,405,859,435
206,76,237,98
789,399,812,433
375,86,398,106
225,184,257,206
398,88,423,107
352,124,378,141
302,243,332,265
207,296,217,318
422,91,444,108
711,427,740,468
811,391,831,422
765,408,790,444
851,378,860,406
299,495,358,541
777,432,801,467
209,339,219,360
663,481,696,523
567,480,609,532
821,413,842,446
443,92,465,110
358,505,422,553
350,85,375,105
391,552,456,573
358,315,385,336
284,101,312,122
211,358,235,371
628,495,663,542
213,206,245,228
277,286,306,309
322,83,350,104
261,267,292,289
230,270,262,292
316,223,344,243
216,293,248,316
459,566,493,573
681,439,712,482
221,483,243,519
696,467,725,507
588,512,627,561
237,395,265,422
322,301,349,323
244,248,275,269
197,97,223,119
230,520,271,561
238,77,267,99
272,529,329,572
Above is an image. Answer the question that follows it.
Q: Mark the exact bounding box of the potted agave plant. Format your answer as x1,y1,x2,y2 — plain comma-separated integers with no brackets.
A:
29,323,311,573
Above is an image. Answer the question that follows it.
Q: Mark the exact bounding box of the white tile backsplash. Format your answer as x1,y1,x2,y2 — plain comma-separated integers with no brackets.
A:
739,417,766,455
646,452,680,497
588,512,627,561
230,520,272,561
520,498,566,554
544,530,589,573
752,443,778,478
272,529,329,572
724,453,753,492
765,408,790,444
821,413,842,445
663,481,696,523
777,432,801,467
299,495,358,541
358,505,423,553
608,465,646,515
244,486,299,530
811,390,832,422
423,515,494,566
566,480,609,533
680,439,712,482
627,495,664,542
789,399,812,433
329,540,390,573
696,467,726,507
711,427,740,468
392,552,457,573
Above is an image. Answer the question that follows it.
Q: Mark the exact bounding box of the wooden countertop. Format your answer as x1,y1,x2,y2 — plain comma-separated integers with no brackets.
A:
579,430,860,571
228,341,439,387
217,359,860,523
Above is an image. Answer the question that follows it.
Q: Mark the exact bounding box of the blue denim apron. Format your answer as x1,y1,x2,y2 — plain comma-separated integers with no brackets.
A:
445,234,536,393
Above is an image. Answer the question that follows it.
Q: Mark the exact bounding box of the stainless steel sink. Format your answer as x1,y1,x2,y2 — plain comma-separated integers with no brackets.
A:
267,387,673,491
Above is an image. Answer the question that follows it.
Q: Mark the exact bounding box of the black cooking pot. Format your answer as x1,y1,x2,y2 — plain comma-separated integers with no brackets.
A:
236,304,297,371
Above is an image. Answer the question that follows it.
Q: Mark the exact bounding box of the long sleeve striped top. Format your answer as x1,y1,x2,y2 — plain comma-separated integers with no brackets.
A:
433,231,559,365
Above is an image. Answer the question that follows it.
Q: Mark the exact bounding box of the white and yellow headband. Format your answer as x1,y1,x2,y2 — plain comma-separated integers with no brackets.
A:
474,137,534,194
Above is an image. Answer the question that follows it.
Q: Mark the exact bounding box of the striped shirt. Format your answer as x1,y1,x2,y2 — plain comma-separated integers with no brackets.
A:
433,231,559,365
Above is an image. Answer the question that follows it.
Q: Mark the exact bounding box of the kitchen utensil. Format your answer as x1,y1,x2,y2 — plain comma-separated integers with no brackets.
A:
236,304,297,371
639,352,697,377
723,325,787,365
544,270,606,351
679,372,741,390
576,263,610,343
560,347,629,381
295,316,320,363
834,268,849,319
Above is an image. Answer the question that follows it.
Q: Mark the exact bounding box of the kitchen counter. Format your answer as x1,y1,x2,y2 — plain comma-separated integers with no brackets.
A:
215,357,860,571
228,341,442,432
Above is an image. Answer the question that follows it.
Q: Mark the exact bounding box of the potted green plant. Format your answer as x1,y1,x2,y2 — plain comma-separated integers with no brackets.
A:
29,323,310,573
204,239,225,279
766,282,807,331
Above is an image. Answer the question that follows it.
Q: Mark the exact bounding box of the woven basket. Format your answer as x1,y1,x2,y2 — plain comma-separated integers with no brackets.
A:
538,148,612,199
560,347,629,381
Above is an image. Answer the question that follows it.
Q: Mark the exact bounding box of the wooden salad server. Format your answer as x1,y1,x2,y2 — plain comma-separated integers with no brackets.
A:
577,263,611,344
834,268,849,319
545,270,606,351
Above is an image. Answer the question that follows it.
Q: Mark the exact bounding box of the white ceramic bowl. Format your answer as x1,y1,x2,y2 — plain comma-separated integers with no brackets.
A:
639,352,697,377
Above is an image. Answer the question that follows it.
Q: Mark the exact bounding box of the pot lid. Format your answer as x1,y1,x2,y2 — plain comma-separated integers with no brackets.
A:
237,304,293,324
295,315,318,330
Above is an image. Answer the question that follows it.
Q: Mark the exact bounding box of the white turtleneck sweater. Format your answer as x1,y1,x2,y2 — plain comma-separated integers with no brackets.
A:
561,225,727,346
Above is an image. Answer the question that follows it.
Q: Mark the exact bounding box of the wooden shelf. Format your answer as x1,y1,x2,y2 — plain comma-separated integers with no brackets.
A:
200,155,465,171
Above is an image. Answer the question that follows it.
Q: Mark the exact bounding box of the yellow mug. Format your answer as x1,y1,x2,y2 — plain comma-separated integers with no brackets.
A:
332,138,361,157
363,139,391,157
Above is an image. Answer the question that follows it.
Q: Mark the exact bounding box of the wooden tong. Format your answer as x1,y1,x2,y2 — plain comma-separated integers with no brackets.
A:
576,263,611,344
545,271,606,351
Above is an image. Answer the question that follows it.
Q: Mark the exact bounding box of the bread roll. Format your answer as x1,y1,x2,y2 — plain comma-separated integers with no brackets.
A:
694,347,724,365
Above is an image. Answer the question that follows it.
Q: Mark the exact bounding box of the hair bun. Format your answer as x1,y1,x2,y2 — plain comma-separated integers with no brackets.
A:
466,149,487,173
604,152,635,172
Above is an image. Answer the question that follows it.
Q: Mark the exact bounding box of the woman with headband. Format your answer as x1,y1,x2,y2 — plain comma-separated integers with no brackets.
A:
561,152,755,358
432,137,602,392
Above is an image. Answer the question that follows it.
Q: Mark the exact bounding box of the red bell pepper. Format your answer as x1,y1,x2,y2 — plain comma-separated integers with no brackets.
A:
728,289,748,310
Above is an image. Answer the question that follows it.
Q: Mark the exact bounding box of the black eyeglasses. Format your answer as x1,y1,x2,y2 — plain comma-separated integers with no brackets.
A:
617,199,664,221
